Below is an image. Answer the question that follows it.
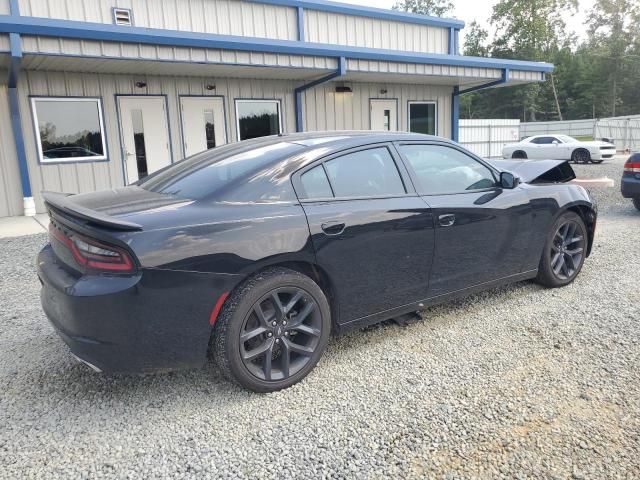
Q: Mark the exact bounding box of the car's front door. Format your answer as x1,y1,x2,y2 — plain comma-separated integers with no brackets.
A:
295,144,435,324
396,142,533,298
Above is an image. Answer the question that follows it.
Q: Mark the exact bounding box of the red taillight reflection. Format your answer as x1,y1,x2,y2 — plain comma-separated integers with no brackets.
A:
624,162,640,173
49,224,134,272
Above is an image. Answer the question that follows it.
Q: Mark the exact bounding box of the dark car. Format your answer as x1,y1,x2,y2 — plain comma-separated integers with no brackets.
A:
38,132,597,392
621,153,640,211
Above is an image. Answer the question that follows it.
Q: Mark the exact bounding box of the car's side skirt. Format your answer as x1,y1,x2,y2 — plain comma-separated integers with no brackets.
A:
337,270,539,332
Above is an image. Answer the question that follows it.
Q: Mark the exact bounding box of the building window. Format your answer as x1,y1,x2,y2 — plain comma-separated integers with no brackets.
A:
31,97,107,163
408,102,437,135
235,100,281,141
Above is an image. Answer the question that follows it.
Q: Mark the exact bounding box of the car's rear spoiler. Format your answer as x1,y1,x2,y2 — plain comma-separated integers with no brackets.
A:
42,191,143,232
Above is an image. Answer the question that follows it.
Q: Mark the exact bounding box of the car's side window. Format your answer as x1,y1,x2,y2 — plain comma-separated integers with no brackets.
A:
399,144,497,195
300,165,333,199
323,147,406,198
532,136,557,144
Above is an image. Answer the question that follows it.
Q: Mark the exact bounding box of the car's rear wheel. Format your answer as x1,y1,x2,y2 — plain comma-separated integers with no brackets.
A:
633,198,640,211
512,150,528,159
571,148,591,163
212,267,331,392
536,211,587,288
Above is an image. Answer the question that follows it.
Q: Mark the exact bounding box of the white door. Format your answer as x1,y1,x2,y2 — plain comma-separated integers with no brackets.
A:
370,99,397,131
118,96,171,184
180,96,227,157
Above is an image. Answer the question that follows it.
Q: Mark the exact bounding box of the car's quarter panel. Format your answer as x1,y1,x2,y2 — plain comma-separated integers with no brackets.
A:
123,202,315,275
302,197,435,323
422,189,533,297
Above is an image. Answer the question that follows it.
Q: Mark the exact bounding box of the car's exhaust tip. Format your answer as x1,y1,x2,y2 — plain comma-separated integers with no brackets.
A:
71,353,102,373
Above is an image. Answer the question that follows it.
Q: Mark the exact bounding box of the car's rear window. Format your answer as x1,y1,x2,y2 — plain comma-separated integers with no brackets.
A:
138,141,304,201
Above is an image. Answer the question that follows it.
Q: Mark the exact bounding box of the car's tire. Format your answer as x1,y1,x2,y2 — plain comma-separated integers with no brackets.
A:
571,148,591,163
212,267,331,393
633,198,640,211
512,150,528,159
536,211,588,288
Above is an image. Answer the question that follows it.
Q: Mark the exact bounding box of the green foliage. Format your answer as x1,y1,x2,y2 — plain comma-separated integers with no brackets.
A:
392,0,453,17
459,0,640,120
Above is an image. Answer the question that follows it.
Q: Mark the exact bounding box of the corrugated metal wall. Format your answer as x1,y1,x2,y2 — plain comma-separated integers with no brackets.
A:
0,85,23,217
303,82,451,138
4,69,453,215
0,0,8,14
0,34,9,51
18,0,298,40
15,70,299,213
304,10,449,54
347,59,501,79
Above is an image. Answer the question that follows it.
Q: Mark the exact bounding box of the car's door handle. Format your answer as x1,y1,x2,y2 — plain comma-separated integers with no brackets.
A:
438,214,456,227
321,221,346,236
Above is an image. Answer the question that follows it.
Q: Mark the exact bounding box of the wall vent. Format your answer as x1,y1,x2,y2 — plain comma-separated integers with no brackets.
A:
112,8,133,26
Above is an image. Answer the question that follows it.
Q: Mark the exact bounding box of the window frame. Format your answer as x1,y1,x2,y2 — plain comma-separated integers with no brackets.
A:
292,143,416,202
407,101,438,136
30,96,109,165
531,136,559,145
394,141,501,196
234,98,283,142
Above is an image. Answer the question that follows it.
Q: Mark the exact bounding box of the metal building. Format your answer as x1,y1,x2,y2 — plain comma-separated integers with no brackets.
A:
0,0,552,217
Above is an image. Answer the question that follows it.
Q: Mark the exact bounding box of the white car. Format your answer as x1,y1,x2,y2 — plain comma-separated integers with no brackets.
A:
502,134,616,163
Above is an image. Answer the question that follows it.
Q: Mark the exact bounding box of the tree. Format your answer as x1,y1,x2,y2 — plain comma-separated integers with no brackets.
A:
392,0,453,17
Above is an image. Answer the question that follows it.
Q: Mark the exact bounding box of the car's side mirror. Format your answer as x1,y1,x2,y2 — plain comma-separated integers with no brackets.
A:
552,140,559,145
500,171,519,189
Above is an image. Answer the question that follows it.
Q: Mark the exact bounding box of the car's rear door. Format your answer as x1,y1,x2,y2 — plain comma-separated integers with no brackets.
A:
293,144,435,324
395,142,533,298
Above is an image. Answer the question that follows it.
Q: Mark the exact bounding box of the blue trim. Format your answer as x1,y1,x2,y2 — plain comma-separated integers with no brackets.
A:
245,0,464,28
294,56,346,132
114,94,174,185
8,87,31,198
451,86,459,142
297,6,305,41
28,96,110,165
458,68,510,95
448,28,455,55
9,0,19,15
177,94,228,158
0,16,554,73
7,33,21,87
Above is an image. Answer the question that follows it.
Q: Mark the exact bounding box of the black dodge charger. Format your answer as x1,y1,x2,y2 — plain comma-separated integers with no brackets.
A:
38,132,597,392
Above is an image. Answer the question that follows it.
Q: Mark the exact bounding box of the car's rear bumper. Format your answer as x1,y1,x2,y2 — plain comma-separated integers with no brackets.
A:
38,244,242,374
621,174,640,198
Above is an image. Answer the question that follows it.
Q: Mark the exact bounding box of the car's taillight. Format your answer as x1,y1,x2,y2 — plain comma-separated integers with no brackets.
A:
49,224,134,272
623,161,640,173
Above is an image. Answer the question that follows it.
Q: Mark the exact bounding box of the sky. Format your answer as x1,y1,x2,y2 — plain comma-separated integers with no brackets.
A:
341,0,595,46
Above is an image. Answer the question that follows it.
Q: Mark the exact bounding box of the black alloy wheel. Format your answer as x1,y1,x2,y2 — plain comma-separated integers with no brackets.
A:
240,287,322,381
212,267,331,392
536,211,588,287
571,149,591,163
549,220,585,281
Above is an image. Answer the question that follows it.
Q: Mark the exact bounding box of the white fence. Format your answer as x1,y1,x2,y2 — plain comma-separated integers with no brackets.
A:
459,119,520,158
521,114,640,151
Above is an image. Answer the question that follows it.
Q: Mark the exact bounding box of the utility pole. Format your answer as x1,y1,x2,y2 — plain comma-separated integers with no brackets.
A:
550,74,563,121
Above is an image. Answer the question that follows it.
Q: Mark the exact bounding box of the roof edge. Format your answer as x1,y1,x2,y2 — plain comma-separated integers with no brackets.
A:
0,16,554,73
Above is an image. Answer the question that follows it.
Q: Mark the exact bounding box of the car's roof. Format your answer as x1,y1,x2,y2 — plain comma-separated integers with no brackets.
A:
265,130,446,149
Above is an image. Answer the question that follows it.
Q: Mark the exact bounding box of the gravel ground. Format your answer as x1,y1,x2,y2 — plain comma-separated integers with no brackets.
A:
1,155,639,479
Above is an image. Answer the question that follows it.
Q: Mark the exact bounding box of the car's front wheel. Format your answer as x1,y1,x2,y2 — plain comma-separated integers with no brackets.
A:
212,267,331,392
571,149,591,163
536,211,587,288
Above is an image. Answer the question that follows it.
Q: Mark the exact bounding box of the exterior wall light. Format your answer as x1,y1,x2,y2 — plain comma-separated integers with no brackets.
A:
135,81,147,88
335,85,352,93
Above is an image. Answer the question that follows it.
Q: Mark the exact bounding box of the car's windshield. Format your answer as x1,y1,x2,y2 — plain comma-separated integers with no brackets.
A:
138,141,304,200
